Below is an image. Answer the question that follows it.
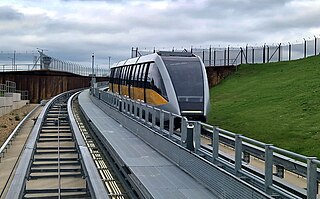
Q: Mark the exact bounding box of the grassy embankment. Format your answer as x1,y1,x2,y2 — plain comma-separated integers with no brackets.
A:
207,55,320,158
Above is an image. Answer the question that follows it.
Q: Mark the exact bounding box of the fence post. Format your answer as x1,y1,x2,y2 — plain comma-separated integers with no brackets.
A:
288,42,291,61
209,46,212,66
240,47,243,65
304,38,307,58
252,48,254,64
245,45,248,64
224,48,226,66
264,144,273,195
267,45,270,63
213,49,216,67
314,36,317,56
278,43,281,62
307,157,317,199
227,46,230,66
263,44,266,63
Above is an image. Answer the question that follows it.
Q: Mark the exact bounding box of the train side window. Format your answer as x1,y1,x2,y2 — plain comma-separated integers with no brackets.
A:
146,63,167,99
139,64,145,88
121,66,126,85
134,64,141,87
114,68,118,85
123,66,128,85
119,67,123,85
126,65,132,86
130,64,137,87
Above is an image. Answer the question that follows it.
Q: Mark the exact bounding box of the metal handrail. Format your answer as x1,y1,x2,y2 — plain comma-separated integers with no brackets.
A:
0,105,40,162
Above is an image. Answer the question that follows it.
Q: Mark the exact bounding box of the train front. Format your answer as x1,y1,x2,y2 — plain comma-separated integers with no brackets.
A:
160,52,210,122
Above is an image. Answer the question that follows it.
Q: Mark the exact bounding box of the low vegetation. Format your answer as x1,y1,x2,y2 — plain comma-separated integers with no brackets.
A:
207,55,320,158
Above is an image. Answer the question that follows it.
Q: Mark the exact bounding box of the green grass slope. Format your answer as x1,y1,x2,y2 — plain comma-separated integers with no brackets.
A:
207,56,320,157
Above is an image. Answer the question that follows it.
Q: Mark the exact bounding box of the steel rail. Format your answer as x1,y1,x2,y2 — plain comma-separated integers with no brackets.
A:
67,92,111,199
5,90,81,199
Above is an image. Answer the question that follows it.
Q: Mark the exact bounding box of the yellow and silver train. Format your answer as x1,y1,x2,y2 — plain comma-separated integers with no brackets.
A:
109,51,210,121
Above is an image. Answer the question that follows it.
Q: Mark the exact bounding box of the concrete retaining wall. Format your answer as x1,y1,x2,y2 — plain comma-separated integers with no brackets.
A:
0,94,29,117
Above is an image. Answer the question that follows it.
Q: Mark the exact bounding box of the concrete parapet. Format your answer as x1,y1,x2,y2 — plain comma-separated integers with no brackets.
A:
0,94,29,117
0,97,4,107
0,107,4,116
12,93,21,102
13,101,28,110
6,97,13,106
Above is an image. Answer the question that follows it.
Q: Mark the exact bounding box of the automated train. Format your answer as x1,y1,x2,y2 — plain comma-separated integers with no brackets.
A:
109,51,210,122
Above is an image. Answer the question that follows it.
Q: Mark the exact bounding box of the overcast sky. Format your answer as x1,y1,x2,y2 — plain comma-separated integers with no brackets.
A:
0,0,319,67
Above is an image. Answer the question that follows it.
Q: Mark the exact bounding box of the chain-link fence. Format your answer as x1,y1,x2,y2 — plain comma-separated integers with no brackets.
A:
0,51,108,76
44,54,108,77
131,37,320,67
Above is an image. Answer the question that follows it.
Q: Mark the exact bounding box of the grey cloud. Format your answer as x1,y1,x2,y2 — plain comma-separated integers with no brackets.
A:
0,0,318,66
0,6,24,21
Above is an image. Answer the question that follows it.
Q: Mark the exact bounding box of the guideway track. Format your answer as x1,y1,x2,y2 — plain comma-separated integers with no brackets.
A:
5,90,110,199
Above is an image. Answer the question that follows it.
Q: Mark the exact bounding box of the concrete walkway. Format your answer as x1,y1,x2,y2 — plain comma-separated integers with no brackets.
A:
0,104,42,199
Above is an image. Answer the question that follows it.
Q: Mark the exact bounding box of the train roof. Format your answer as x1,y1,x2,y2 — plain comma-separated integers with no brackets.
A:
111,51,197,69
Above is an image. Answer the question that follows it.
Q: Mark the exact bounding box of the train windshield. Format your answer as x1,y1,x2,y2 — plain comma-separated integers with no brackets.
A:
162,56,204,110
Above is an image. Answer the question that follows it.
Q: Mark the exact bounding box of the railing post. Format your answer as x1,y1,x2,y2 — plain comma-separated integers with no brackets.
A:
160,110,164,131
264,144,273,194
139,103,143,120
130,101,134,116
145,106,150,124
212,127,219,162
169,113,174,138
181,117,187,146
235,134,242,177
193,121,201,153
186,122,194,151
152,107,156,127
307,157,317,199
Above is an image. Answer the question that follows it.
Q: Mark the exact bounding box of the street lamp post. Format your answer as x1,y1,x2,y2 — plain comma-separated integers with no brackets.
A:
91,53,96,92
108,56,111,71
13,50,16,71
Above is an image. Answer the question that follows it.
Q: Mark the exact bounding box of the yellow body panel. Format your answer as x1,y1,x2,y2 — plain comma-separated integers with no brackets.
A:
112,83,168,106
